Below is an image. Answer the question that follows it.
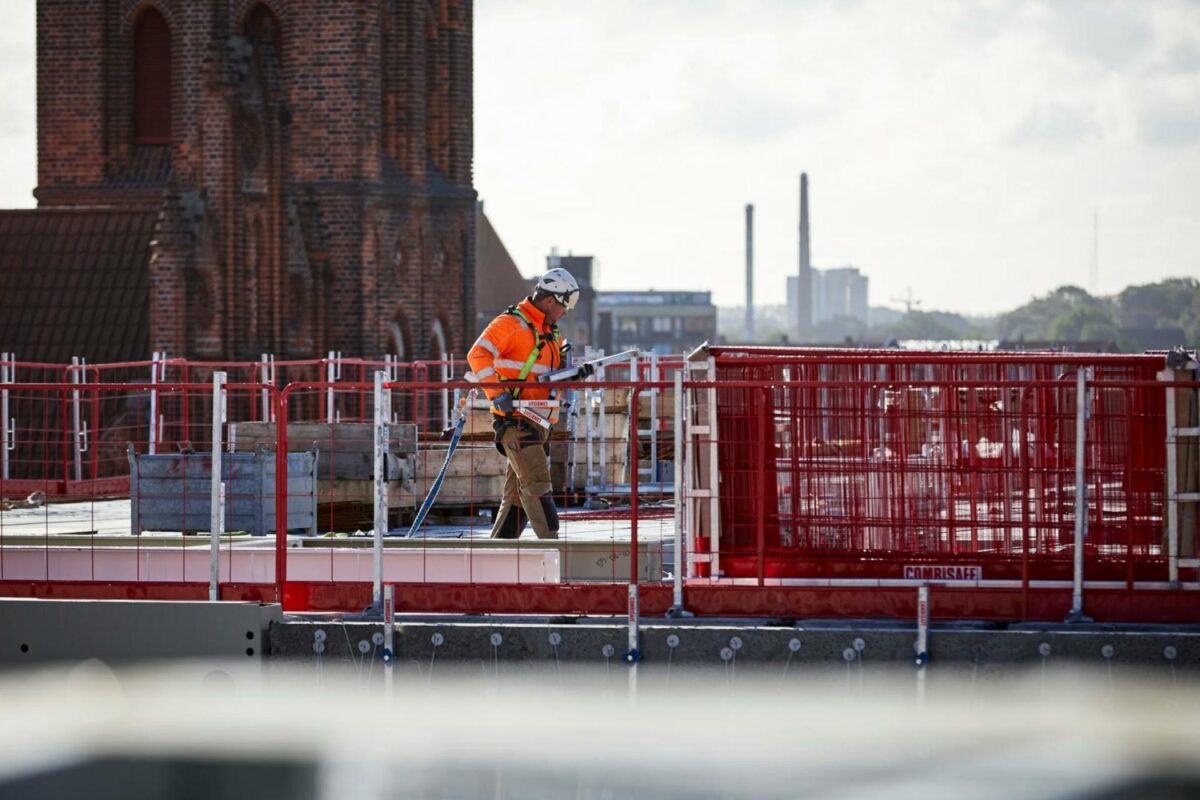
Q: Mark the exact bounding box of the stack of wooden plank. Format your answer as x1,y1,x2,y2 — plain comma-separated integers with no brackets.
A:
399,442,509,513
231,421,419,531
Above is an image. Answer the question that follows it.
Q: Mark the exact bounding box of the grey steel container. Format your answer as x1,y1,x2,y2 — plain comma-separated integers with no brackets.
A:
128,446,318,536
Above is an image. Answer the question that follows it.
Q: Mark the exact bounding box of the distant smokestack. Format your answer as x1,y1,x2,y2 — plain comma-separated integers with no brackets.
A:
797,173,812,342
745,203,754,342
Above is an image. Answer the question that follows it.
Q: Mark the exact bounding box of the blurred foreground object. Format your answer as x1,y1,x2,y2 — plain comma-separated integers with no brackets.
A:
0,663,1198,799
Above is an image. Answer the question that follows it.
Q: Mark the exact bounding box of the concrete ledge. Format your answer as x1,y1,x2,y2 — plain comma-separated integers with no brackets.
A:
0,599,281,665
270,617,1200,672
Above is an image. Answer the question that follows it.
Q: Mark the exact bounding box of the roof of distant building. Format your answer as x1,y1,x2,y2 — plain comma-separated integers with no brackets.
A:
597,291,713,306
0,208,156,364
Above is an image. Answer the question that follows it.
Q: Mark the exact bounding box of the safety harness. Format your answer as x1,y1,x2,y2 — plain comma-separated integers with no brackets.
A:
506,304,561,400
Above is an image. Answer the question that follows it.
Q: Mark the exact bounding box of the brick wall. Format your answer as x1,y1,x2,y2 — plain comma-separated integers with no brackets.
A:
33,0,475,361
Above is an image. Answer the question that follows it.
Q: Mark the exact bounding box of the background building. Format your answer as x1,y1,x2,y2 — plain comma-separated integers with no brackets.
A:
595,291,717,355
0,1,475,364
546,253,597,348
788,266,870,335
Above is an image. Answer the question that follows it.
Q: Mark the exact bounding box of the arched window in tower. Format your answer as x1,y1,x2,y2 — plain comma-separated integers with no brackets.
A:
388,317,409,362
133,7,172,144
245,3,283,76
429,317,447,360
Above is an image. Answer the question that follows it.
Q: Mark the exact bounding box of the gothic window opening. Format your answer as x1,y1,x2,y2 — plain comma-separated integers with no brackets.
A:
429,315,448,360
246,5,282,60
389,313,411,362
245,4,283,94
133,7,172,144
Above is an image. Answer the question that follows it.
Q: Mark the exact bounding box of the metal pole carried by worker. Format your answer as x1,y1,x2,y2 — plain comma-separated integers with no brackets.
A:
466,268,588,540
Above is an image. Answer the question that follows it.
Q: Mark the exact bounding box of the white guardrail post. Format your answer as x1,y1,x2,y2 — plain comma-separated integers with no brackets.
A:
148,352,161,455
915,584,929,704
70,356,84,483
670,369,688,616
210,371,227,602
1066,368,1091,622
373,370,388,611
326,351,340,424
440,352,451,430
260,353,276,423
1,352,11,481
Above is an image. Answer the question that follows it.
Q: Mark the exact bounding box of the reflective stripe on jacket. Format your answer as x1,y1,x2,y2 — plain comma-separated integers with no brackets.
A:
467,297,564,413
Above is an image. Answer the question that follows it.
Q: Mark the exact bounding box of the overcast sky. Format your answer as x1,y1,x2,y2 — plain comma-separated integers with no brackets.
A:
0,1,1196,314
476,0,1200,314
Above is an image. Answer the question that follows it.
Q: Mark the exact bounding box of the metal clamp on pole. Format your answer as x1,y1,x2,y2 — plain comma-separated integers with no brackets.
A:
1066,368,1093,623
210,371,227,602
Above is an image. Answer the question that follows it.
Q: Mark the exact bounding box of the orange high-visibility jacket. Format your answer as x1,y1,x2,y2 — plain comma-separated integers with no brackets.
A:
468,297,564,414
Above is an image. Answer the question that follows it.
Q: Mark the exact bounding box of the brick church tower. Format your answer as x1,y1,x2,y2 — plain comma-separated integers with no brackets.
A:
28,0,475,362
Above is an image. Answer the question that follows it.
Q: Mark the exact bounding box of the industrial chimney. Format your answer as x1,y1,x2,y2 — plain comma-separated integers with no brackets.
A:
745,203,754,342
797,173,812,342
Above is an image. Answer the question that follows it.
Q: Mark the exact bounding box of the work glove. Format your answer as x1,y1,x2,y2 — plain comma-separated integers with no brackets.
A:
576,363,595,380
492,390,514,415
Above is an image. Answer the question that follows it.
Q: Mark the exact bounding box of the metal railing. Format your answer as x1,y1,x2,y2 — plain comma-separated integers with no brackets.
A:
0,349,1197,624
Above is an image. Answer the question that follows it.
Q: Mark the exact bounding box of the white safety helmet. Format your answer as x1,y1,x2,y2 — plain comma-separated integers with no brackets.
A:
535,267,580,311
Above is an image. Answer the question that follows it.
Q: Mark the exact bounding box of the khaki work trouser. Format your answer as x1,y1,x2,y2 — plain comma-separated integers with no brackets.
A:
490,418,559,539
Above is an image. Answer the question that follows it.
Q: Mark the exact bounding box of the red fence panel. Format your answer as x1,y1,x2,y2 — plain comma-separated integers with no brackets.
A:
0,381,280,602
276,378,675,614
692,348,1178,593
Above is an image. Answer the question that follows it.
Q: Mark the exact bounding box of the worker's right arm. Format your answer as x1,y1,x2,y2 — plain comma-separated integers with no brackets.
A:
467,315,516,401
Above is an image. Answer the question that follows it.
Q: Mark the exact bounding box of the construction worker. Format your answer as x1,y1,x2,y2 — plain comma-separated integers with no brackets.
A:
468,268,587,539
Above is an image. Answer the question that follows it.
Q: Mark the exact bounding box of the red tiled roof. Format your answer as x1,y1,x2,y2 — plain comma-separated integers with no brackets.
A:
0,208,157,364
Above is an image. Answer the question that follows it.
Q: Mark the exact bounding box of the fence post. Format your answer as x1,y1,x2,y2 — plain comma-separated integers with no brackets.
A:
210,371,227,602
669,369,688,616
627,385,642,670
1066,368,1091,622
70,356,84,483
440,352,450,430
1,352,10,481
325,351,338,424
274,389,289,607
259,353,275,423
372,370,388,611
1163,369,1181,586
915,584,929,705
383,354,395,423
148,352,161,455
598,355,608,492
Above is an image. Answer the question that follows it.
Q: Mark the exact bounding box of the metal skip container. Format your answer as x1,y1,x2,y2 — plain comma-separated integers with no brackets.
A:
128,446,318,536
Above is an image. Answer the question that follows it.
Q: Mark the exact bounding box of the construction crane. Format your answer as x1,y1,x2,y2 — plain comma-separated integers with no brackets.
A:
891,287,922,313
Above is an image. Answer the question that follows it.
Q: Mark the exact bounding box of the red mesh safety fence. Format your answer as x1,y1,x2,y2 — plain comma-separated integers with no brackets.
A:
0,381,280,602
277,378,676,615
690,348,1176,586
